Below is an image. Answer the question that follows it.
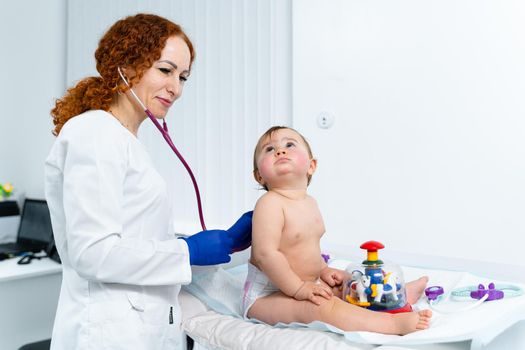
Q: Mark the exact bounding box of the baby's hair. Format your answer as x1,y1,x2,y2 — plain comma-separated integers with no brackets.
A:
253,126,314,191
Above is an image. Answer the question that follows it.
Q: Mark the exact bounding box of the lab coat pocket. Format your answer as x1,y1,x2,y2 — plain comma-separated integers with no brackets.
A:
128,292,182,348
137,301,182,348
87,294,181,349
87,299,141,349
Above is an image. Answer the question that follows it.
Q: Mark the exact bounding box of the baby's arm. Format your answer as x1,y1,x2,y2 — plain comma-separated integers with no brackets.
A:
251,194,332,304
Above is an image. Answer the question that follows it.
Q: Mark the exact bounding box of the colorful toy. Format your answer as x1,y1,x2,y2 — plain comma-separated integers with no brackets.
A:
343,241,412,314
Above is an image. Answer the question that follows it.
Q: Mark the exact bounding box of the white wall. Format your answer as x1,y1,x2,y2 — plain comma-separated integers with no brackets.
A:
0,0,66,200
1,0,293,234
3,0,522,272
66,0,292,233
293,0,525,268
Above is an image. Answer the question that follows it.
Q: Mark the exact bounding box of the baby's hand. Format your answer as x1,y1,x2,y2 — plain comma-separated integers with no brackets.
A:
293,281,333,305
320,267,344,288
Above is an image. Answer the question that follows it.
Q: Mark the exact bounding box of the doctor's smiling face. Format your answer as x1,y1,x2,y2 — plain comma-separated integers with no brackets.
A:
123,35,192,119
253,127,316,191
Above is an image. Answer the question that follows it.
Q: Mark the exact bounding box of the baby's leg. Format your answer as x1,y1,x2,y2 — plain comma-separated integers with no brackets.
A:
248,291,432,335
405,276,429,304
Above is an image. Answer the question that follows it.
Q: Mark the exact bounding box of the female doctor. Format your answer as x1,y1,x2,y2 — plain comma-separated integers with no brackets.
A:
45,13,252,350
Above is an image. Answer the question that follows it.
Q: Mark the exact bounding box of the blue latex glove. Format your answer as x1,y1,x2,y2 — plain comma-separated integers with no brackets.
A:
228,211,253,252
180,230,233,266
180,211,253,265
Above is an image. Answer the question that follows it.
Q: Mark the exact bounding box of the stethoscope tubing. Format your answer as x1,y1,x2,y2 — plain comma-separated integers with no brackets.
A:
428,294,488,314
425,283,523,314
117,67,207,231
145,108,207,231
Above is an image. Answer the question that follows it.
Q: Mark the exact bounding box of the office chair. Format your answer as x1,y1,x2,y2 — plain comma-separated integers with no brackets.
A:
18,339,50,350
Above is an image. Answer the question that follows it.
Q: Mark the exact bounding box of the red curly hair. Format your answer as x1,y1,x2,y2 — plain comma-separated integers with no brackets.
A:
51,13,195,136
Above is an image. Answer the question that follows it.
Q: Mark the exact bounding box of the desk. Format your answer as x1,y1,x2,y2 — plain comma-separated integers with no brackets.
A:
0,257,62,350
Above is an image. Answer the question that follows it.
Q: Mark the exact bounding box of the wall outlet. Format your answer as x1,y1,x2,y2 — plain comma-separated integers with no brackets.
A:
317,112,335,129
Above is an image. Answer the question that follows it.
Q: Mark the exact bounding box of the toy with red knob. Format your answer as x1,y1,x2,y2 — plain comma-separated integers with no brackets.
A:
343,241,412,313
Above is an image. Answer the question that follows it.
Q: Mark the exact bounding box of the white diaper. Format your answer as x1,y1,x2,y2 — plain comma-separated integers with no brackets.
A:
241,262,280,318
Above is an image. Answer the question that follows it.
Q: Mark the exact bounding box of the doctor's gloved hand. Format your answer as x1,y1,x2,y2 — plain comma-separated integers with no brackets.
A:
227,211,253,253
180,230,233,266
179,211,252,265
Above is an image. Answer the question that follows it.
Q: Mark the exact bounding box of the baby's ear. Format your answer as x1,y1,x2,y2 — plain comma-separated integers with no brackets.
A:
253,170,265,186
308,158,318,176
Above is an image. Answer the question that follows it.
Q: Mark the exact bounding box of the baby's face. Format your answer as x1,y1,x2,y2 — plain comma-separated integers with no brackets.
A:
255,129,315,189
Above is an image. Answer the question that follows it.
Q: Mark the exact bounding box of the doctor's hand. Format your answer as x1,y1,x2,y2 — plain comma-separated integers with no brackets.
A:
180,230,233,266
227,211,253,253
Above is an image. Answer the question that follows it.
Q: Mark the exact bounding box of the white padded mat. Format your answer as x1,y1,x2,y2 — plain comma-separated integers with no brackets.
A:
183,261,525,347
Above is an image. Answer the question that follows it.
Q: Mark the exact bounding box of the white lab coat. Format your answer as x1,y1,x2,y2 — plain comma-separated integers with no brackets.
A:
45,110,192,350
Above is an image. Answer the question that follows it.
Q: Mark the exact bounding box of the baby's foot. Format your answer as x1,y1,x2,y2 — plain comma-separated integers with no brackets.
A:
395,309,433,335
405,276,429,304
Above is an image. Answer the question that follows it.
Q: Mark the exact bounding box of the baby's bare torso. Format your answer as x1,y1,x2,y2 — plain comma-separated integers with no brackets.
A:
253,194,326,282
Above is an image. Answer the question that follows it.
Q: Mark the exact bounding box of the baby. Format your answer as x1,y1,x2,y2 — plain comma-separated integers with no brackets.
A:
242,126,432,335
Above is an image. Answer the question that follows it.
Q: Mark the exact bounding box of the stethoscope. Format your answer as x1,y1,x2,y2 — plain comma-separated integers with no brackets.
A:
117,67,207,231
424,283,523,314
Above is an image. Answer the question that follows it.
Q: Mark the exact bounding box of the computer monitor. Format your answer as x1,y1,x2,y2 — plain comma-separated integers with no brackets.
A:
17,199,54,246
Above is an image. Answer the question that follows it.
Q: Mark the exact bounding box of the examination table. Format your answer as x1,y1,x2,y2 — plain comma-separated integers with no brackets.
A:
179,255,525,350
